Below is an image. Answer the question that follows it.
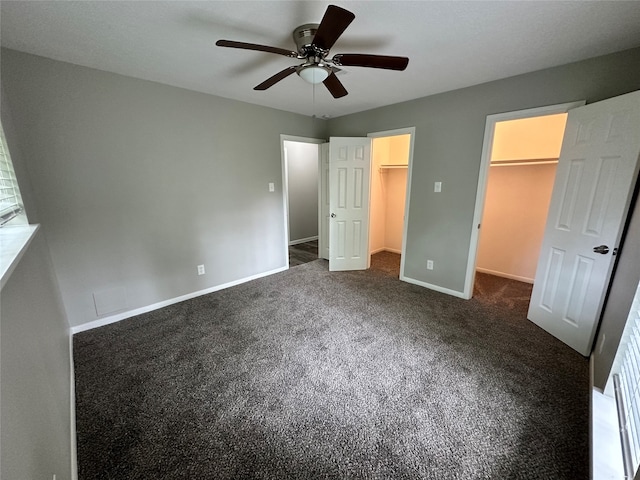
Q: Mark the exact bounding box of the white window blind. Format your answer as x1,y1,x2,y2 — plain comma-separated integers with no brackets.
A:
0,124,24,226
612,281,640,479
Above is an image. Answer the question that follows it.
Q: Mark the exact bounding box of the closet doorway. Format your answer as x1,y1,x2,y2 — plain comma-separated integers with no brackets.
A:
476,113,568,285
368,129,414,278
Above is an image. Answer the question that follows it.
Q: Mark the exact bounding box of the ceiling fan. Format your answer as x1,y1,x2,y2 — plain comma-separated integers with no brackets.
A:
216,4,409,98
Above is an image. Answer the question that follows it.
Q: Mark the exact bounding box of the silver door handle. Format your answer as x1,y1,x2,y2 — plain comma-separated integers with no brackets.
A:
593,245,610,254
331,213,336,218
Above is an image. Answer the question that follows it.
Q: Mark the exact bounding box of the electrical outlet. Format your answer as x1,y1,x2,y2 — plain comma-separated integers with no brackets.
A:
268,182,275,192
427,260,434,270
197,264,205,275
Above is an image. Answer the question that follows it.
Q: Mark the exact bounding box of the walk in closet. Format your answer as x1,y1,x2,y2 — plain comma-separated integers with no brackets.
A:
476,114,568,283
369,134,411,256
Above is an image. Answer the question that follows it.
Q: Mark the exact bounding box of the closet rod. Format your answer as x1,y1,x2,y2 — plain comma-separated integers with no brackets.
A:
491,158,558,167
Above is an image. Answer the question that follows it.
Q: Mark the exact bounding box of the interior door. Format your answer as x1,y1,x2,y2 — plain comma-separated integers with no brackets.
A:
319,143,330,260
329,137,372,271
528,90,640,356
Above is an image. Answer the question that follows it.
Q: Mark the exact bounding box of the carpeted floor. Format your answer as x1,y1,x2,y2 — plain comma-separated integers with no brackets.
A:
370,250,402,277
74,261,588,479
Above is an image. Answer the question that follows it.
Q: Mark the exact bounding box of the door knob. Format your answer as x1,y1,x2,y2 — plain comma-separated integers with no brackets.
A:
331,213,336,218
593,245,610,254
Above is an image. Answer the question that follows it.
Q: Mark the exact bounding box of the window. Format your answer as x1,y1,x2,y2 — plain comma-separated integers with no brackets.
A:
612,280,640,478
0,122,25,226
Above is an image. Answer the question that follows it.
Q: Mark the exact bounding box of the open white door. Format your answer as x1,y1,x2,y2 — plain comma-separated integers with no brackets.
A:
528,90,640,356
329,137,372,271
319,143,330,260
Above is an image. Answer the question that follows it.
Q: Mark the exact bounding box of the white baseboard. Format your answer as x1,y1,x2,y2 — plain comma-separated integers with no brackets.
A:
400,275,469,299
475,267,534,284
370,247,402,255
71,266,288,334
289,236,318,246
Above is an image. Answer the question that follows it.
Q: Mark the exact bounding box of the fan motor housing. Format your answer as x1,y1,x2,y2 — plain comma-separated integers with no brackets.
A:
293,24,320,55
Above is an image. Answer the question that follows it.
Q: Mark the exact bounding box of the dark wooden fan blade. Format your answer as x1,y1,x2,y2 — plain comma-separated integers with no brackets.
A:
254,66,297,90
216,40,297,58
333,54,409,71
312,5,355,51
323,72,348,98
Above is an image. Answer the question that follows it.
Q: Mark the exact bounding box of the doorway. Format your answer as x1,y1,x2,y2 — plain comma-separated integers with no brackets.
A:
476,113,568,285
368,132,412,278
464,101,585,298
280,135,324,268
322,129,415,274
472,112,568,310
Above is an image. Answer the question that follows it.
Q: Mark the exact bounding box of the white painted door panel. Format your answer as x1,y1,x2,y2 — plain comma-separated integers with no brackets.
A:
329,137,371,271
319,143,330,260
528,90,640,356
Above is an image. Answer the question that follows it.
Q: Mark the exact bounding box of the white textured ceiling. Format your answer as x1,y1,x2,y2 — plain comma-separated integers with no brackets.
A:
2,1,640,118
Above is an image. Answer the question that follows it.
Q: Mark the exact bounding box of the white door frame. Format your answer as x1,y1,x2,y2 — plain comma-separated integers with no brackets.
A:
462,101,585,299
367,127,416,279
280,134,325,268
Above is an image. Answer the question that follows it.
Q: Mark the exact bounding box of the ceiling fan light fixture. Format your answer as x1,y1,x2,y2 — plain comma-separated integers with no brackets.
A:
298,65,330,84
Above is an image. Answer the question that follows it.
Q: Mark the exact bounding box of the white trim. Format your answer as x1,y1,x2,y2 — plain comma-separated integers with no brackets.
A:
0,224,39,291
475,267,533,284
370,247,402,255
71,266,288,334
69,332,78,480
591,351,625,480
289,235,318,246
400,274,468,299
367,127,416,282
463,101,586,300
319,142,330,260
280,135,324,269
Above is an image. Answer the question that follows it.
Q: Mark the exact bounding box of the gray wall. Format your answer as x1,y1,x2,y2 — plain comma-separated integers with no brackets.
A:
327,47,640,294
285,141,319,243
593,192,640,390
1,49,326,328
1,85,73,480
1,231,73,480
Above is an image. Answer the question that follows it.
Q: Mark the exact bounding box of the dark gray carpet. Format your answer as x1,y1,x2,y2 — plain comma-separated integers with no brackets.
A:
74,261,588,480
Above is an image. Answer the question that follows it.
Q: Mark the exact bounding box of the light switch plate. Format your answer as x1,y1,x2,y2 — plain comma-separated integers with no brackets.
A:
434,182,442,193
268,182,275,192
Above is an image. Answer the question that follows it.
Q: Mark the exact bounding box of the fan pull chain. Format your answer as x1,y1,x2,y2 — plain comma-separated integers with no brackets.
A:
312,82,316,117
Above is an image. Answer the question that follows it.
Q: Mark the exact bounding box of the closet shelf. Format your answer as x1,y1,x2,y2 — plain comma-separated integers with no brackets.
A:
379,164,408,170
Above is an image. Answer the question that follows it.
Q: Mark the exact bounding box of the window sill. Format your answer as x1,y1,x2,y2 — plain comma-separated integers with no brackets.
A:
592,388,624,479
0,224,39,291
